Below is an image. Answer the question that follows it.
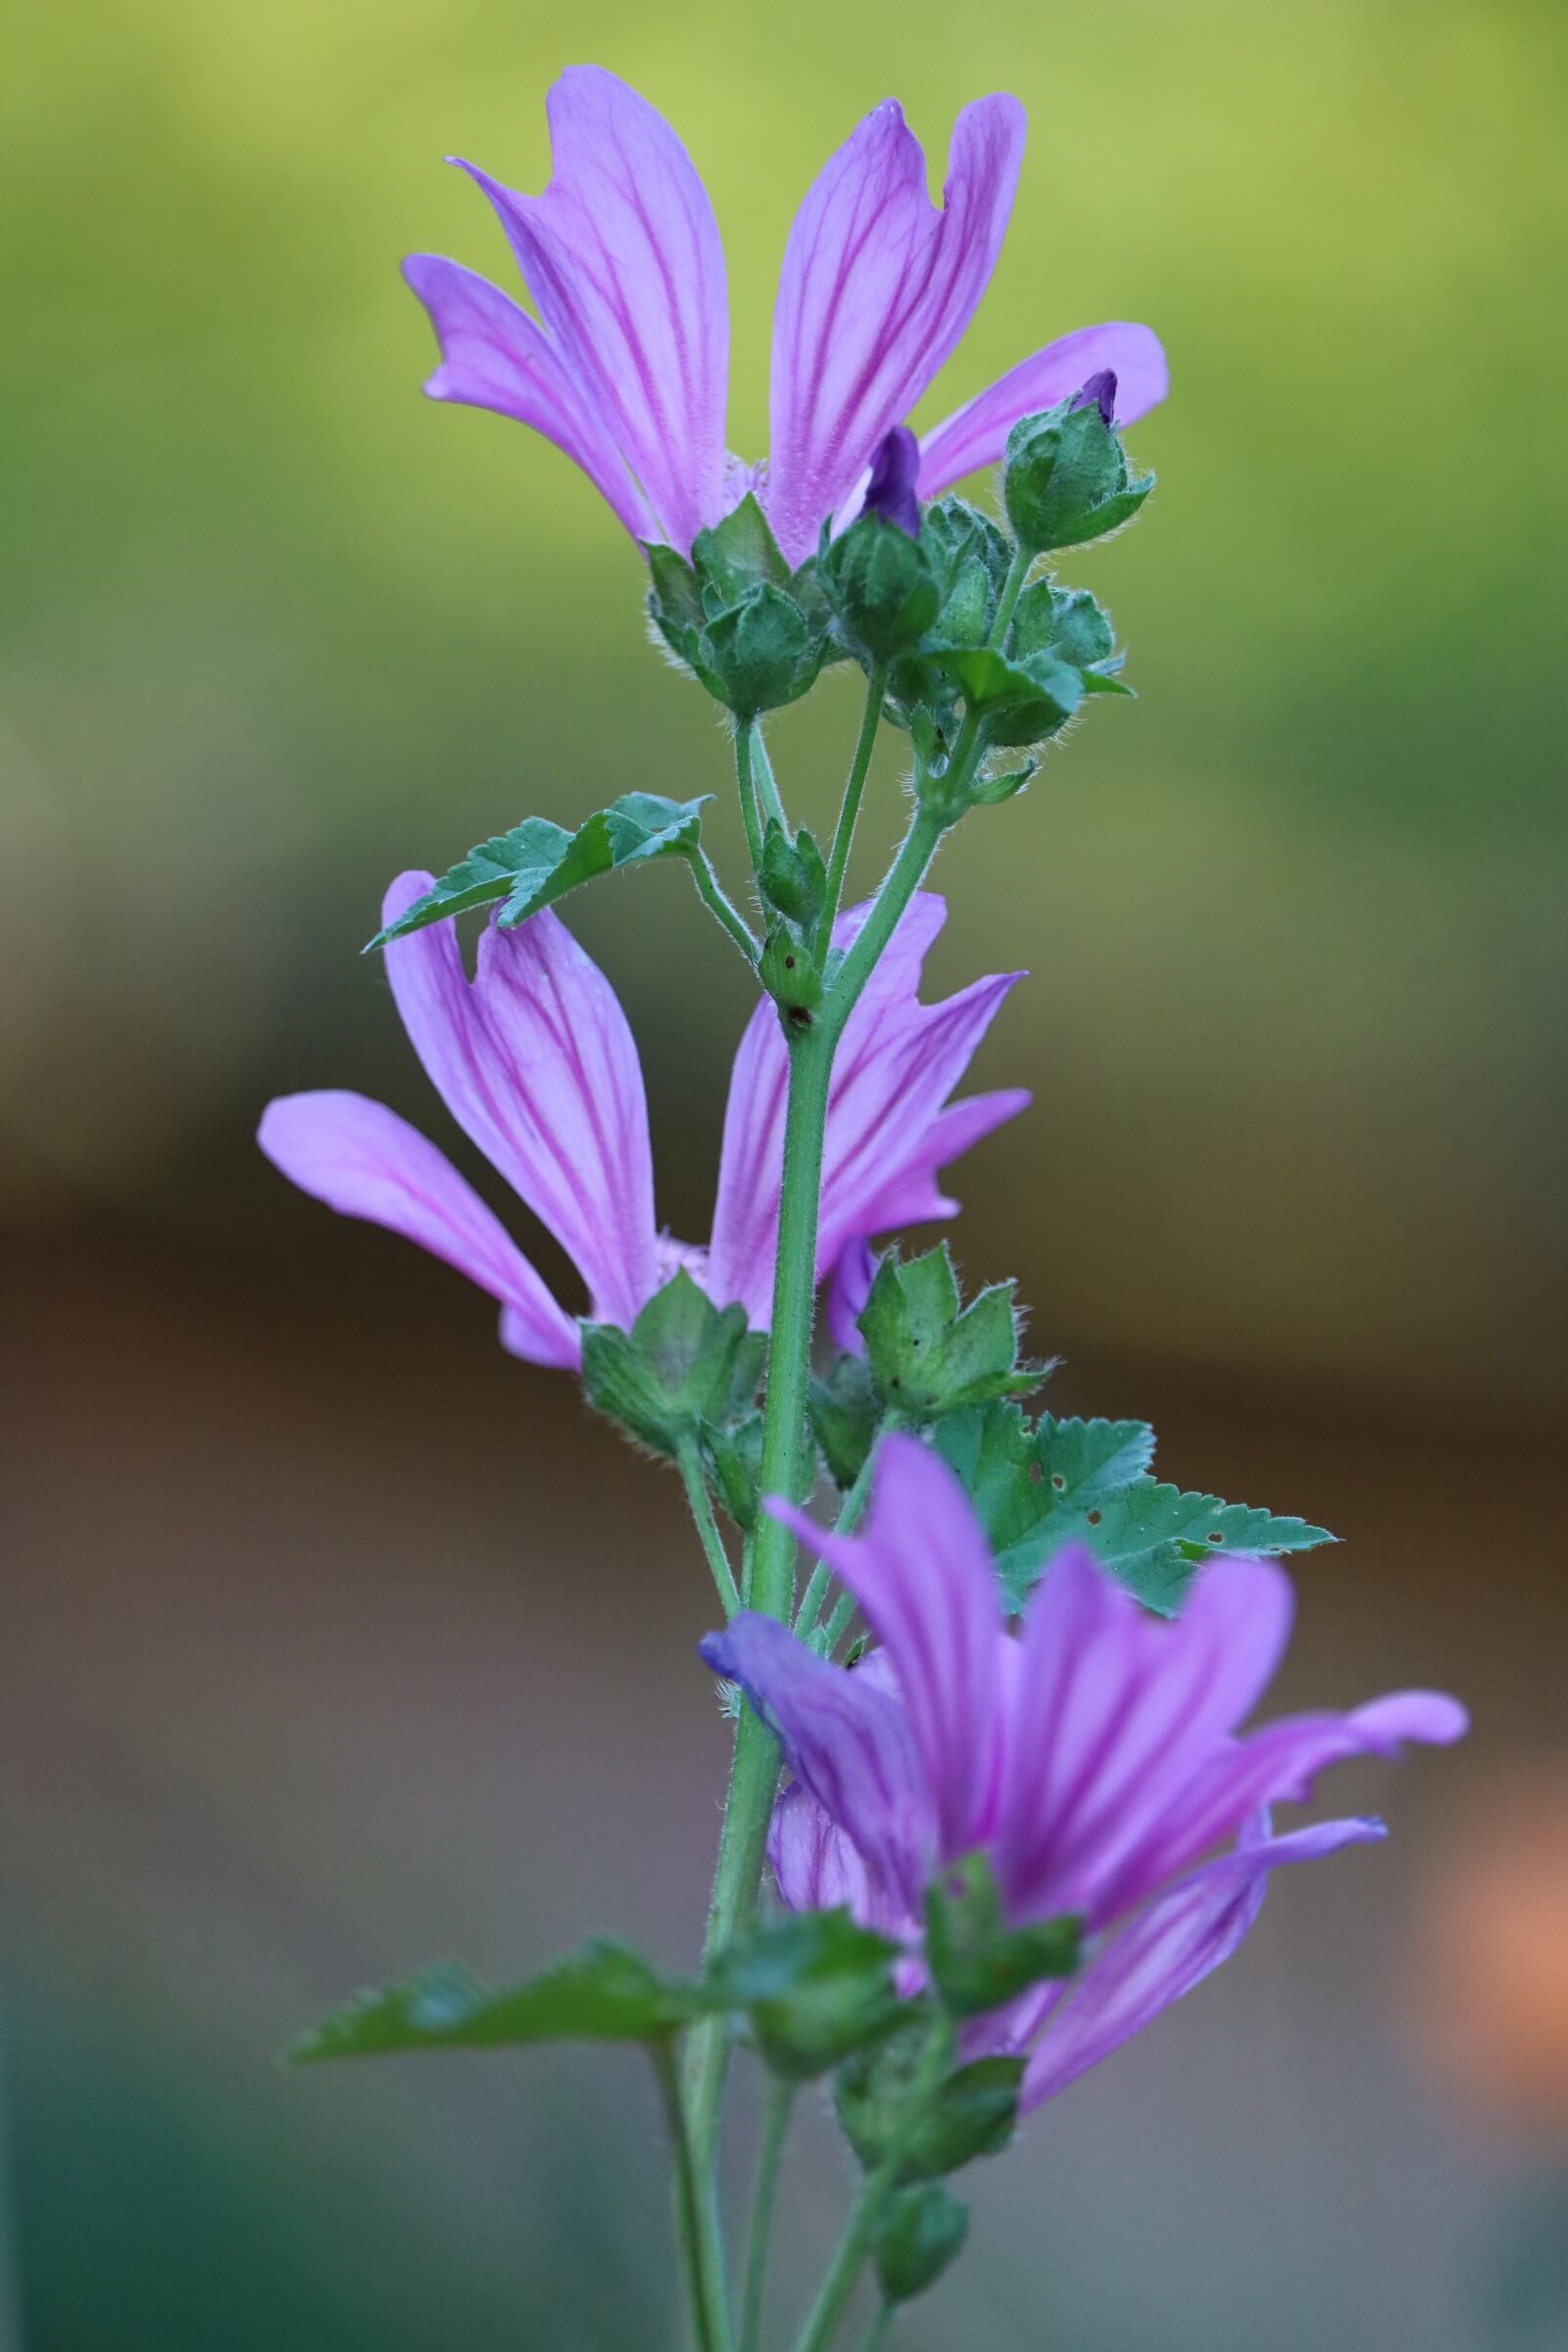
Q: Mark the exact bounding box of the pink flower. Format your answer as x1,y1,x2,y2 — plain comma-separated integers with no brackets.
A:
403,67,1167,564
259,884,1026,1367
701,1436,1466,2107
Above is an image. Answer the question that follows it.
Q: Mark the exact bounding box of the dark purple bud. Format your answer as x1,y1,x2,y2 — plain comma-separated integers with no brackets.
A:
863,423,922,539
1071,369,1118,428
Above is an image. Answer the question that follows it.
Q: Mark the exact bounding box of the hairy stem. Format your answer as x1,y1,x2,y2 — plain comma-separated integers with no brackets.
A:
753,725,790,834
740,2074,797,2352
852,2308,896,2352
787,2021,952,2352
735,721,766,877
815,664,887,959
678,1438,741,1618
989,542,1034,648
689,849,761,968
655,2038,733,2352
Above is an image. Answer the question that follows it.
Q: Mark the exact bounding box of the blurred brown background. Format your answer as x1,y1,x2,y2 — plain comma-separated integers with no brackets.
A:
2,0,1565,2344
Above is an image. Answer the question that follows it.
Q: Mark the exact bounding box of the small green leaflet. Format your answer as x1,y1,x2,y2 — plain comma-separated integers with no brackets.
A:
289,1939,702,2063
368,792,710,949
933,1402,1333,1616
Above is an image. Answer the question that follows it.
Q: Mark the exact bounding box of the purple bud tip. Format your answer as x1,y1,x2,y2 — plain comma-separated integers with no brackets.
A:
864,423,922,538
1072,369,1118,427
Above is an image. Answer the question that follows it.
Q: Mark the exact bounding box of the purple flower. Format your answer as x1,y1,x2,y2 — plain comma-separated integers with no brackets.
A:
700,1436,1466,2107
403,67,1167,564
259,883,1027,1367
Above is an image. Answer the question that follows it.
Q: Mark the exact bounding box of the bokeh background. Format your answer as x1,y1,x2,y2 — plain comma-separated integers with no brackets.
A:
4,0,1566,2344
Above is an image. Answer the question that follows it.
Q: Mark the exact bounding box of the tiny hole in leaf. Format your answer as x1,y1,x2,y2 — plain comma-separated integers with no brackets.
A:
784,955,796,969
1207,1531,1224,1544
1051,1473,1066,1493
1086,1508,1102,1526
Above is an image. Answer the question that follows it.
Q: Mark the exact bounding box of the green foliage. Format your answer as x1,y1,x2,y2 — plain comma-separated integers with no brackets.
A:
933,1400,1332,1615
858,1243,1044,1422
836,2021,1024,2181
581,1271,764,1460
925,643,1084,751
1003,395,1153,556
289,1941,701,2063
922,1853,1080,2019
872,2183,970,2304
808,1352,881,1490
821,512,941,662
368,795,709,948
1010,578,1133,695
704,1909,905,2080
701,1409,764,1532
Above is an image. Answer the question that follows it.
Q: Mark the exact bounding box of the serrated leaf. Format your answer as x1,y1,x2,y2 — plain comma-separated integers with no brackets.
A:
1006,1477,1335,1616
290,1939,700,2064
1035,1414,1156,1506
369,794,710,949
936,1406,1150,1596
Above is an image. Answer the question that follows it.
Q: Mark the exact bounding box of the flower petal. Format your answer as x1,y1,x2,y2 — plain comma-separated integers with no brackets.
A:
258,1090,579,1367
765,93,1026,564
916,321,1169,501
702,1612,934,1913
453,67,728,551
706,893,1024,1326
1019,1814,1387,2107
995,1548,1298,1924
401,253,655,540
765,1435,1004,1856
1102,1686,1469,1913
826,1236,879,1353
382,874,659,1330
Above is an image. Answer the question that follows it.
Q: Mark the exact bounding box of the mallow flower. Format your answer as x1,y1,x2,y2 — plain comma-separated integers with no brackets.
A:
259,881,1026,1369
403,66,1167,564
701,1437,1466,2107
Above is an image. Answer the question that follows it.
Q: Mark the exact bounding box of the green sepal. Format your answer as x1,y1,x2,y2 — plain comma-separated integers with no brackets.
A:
690,492,791,604
1003,395,1154,556
872,2183,970,2303
836,2019,1024,2181
704,1908,905,2080
702,582,825,718
289,1939,700,2064
821,512,941,662
760,819,828,933
701,1409,764,1532
808,1350,882,1489
920,497,1010,608
645,542,706,632
858,1244,1045,1422
922,643,1084,751
1010,578,1134,702
581,1271,764,1459
923,1852,1080,2019
368,794,710,949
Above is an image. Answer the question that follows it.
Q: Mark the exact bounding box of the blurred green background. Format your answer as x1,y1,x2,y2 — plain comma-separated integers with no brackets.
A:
2,0,1565,2345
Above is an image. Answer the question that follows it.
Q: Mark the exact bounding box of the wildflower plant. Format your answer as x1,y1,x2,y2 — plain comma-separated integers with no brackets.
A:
267,65,1466,2352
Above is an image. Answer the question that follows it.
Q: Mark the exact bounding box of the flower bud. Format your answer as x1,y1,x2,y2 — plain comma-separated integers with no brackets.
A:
1003,375,1153,555
702,582,824,717
822,514,940,663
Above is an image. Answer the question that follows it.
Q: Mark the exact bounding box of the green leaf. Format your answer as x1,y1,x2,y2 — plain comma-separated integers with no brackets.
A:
809,1351,882,1489
873,2184,969,2303
934,1408,1151,1583
290,1940,700,2064
581,1271,765,1458
836,2022,1024,2182
1034,1478,1336,1616
1035,1413,1156,1505
922,1852,1080,2019
705,1909,905,2080
858,1245,1044,1421
368,793,709,948
701,1409,764,1532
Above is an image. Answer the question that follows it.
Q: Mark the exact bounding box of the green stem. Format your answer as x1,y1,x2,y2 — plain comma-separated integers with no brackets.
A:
753,725,790,834
655,2038,732,2352
821,803,947,1036
689,850,761,968
793,1443,878,1639
852,2308,896,2352
819,1584,858,1658
989,542,1034,648
788,2021,952,2352
735,721,766,877
678,1438,741,1618
740,2074,797,2352
815,664,887,960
